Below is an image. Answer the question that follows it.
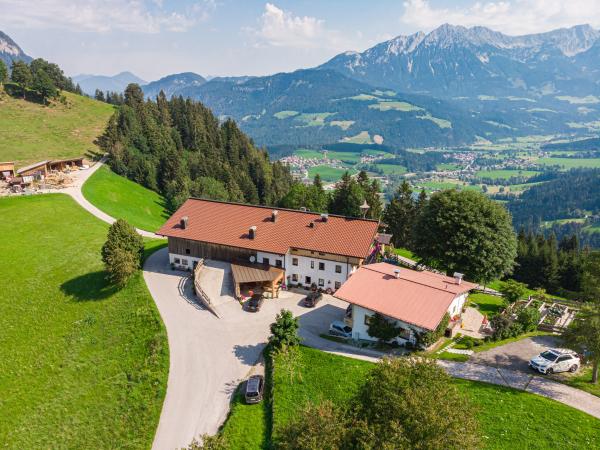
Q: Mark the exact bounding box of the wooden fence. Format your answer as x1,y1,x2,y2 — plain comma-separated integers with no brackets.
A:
193,259,220,318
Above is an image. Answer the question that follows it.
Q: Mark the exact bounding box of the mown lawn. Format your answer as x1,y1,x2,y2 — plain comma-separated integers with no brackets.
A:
0,87,114,165
270,346,600,449
0,194,168,449
468,292,506,317
82,165,170,232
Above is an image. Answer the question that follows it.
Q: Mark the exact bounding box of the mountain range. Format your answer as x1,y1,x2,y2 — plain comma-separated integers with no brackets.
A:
0,30,31,68
72,72,147,96
133,24,600,149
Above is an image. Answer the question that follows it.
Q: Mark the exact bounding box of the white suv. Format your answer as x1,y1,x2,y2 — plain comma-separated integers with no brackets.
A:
529,348,580,374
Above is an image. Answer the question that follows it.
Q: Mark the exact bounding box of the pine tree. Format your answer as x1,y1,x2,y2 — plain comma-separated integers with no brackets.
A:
329,172,364,217
94,89,105,102
384,181,416,248
0,60,7,86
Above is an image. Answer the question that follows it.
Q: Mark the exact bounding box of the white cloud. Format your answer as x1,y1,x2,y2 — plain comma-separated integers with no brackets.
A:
401,0,600,35
0,0,216,33
248,3,347,49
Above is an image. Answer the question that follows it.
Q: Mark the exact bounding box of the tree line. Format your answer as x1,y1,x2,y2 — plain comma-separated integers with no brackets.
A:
98,84,295,211
94,89,125,105
0,58,82,104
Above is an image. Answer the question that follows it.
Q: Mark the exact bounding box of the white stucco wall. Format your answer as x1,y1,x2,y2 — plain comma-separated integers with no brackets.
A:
351,305,422,345
351,292,469,345
284,252,356,291
256,251,285,268
169,253,202,271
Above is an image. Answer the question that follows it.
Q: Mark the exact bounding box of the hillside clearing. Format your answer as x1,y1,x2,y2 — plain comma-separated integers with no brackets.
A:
82,165,169,232
0,89,114,166
0,194,168,449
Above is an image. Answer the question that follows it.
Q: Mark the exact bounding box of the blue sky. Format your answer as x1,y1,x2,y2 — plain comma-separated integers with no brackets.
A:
1,0,599,81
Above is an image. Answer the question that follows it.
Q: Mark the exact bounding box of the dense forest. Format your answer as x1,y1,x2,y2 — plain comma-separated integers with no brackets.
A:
98,84,294,210
542,137,600,151
508,169,600,228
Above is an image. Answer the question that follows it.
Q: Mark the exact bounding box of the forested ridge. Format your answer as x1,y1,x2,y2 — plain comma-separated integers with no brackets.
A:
508,169,600,228
98,84,294,210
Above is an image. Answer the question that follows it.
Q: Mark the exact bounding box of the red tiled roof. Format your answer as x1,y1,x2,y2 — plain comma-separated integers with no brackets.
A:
334,262,477,331
158,198,379,259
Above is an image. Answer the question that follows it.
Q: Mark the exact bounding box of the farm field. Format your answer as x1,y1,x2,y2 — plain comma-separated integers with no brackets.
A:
475,169,540,179
535,157,600,169
416,180,482,193
368,100,422,112
82,165,170,232
374,163,408,175
307,165,355,182
0,87,114,166
0,194,168,449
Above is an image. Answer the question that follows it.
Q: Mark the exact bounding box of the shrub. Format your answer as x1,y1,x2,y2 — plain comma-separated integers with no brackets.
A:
367,312,401,343
499,279,528,304
490,315,512,341
268,309,301,351
517,307,541,332
417,313,450,348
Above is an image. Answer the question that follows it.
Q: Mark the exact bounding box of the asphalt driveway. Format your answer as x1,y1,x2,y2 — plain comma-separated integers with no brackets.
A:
143,248,350,450
470,334,562,372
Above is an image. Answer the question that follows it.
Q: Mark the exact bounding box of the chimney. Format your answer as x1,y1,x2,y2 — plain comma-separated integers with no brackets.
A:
309,222,316,228
453,272,464,285
271,210,279,222
249,226,257,239
321,213,329,223
180,216,189,229
394,268,400,279
300,207,307,212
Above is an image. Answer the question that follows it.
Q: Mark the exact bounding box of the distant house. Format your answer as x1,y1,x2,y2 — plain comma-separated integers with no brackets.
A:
0,162,15,179
158,199,380,294
334,263,477,346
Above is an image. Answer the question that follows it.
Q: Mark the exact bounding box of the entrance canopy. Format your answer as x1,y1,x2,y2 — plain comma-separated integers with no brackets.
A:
231,263,285,299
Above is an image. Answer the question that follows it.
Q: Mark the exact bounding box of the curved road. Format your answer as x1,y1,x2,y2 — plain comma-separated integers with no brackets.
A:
58,162,600,449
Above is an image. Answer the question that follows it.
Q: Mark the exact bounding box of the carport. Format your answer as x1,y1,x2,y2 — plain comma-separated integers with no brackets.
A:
231,263,285,299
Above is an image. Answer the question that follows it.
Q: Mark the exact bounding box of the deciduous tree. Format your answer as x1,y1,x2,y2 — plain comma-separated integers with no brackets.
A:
10,60,32,98
499,279,528,304
563,303,600,383
413,190,517,283
367,313,401,343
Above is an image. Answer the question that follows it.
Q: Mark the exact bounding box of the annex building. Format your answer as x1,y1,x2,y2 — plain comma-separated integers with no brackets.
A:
158,198,380,293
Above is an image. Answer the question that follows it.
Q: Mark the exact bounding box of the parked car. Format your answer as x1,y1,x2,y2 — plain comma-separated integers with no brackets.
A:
246,293,265,312
245,375,264,404
329,320,352,339
303,292,323,308
529,348,580,374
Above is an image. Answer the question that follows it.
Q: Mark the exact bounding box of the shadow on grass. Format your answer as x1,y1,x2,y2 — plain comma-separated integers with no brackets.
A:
60,270,120,301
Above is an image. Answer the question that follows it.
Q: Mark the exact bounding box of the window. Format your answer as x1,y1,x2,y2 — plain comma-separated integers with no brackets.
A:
185,248,190,255
557,356,571,362
292,274,298,282
318,278,324,287
174,258,181,264
319,262,325,271
182,259,188,266
310,261,315,269
275,260,282,268
335,265,342,273
319,252,325,256
399,328,411,340
305,276,311,284
334,281,341,290
263,257,270,265
364,315,372,326
292,257,298,266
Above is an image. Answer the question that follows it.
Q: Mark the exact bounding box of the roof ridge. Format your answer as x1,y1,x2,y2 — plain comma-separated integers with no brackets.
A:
363,264,466,294
187,197,380,223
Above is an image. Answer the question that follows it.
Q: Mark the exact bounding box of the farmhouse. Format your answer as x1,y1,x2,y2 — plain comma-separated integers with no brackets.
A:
158,198,380,294
334,263,477,346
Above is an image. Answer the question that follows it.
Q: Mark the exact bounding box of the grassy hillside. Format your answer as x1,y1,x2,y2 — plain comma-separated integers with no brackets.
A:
0,194,168,448
0,87,114,166
221,345,600,449
82,165,169,232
